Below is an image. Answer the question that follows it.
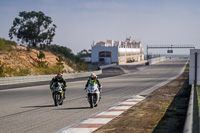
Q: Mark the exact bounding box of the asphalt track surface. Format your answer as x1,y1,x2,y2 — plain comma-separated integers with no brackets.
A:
0,59,187,133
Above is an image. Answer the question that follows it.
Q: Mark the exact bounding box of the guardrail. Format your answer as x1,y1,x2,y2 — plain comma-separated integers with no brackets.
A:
99,63,116,69
183,85,199,133
0,70,102,86
148,56,167,65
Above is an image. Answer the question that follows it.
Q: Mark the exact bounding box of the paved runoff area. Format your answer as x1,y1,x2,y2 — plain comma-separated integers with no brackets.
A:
59,95,145,133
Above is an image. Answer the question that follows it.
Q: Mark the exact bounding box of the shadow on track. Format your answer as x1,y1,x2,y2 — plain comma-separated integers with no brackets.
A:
22,105,55,108
54,107,91,110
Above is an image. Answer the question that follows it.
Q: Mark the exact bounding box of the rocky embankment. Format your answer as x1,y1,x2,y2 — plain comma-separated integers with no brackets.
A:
0,46,75,76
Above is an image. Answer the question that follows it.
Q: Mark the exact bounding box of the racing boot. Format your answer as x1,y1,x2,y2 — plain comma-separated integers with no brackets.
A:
63,91,66,99
99,87,102,99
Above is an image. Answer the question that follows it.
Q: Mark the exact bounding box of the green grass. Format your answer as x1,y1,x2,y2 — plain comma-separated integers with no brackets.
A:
4,67,32,77
186,61,190,70
1,65,63,77
35,65,63,75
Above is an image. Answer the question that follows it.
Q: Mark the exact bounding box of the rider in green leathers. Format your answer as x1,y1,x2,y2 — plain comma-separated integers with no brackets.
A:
85,73,102,92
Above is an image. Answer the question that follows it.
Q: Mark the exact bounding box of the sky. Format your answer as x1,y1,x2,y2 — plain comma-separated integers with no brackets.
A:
0,0,200,55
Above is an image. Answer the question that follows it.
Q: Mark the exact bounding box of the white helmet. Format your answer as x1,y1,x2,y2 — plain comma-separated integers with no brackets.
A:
90,73,96,80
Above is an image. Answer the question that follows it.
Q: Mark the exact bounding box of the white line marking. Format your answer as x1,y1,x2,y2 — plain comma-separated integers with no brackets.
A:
108,106,131,110
81,118,113,124
61,128,97,133
120,102,138,105
96,111,124,116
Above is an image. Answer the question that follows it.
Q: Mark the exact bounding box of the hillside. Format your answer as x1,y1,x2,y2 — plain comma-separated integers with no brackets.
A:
0,45,76,77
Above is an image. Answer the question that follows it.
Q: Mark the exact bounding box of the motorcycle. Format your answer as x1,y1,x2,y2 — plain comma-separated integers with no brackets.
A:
51,82,64,106
86,83,101,108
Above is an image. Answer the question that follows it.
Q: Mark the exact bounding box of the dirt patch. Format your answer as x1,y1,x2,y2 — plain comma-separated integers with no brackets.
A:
94,69,190,133
0,46,76,76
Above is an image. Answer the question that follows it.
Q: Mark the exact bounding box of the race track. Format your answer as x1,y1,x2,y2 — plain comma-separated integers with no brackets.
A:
0,58,187,133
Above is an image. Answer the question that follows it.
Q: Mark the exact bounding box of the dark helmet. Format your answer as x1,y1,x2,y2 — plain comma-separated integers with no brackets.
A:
57,73,63,81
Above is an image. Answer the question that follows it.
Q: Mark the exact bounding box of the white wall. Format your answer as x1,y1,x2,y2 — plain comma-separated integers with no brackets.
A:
118,48,140,56
91,46,118,63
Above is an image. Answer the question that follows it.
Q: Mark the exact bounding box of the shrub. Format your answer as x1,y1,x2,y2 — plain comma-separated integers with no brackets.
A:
48,44,88,71
18,68,31,76
0,38,13,51
0,61,5,77
4,67,31,77
37,65,61,75
37,51,48,68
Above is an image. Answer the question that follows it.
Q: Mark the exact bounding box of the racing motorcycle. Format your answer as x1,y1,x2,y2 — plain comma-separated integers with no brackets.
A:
51,82,64,106
86,83,101,108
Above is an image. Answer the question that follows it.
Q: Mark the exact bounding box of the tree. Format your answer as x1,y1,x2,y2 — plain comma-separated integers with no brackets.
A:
77,49,91,57
37,51,48,67
37,51,45,61
56,55,64,72
9,11,57,47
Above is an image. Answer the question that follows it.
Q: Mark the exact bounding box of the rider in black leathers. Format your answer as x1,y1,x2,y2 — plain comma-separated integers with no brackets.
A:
50,73,67,98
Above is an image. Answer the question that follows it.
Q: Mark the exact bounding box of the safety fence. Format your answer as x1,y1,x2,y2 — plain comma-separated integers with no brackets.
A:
99,63,116,69
0,70,102,86
148,56,167,65
183,85,200,133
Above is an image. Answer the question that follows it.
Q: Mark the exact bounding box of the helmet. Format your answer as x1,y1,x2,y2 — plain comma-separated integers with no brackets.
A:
57,73,63,81
90,73,96,81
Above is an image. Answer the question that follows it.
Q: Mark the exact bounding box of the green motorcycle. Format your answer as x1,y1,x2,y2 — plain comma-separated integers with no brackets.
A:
51,82,64,106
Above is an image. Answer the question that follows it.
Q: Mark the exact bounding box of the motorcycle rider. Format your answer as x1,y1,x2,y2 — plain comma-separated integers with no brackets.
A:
50,73,67,99
85,73,102,95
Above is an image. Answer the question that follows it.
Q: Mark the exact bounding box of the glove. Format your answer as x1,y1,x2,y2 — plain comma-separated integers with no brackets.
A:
62,86,66,91
50,85,52,90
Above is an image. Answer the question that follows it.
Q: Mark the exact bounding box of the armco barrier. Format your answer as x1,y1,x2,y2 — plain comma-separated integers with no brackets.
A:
183,85,194,133
148,57,166,65
99,63,116,69
183,85,199,133
0,70,102,86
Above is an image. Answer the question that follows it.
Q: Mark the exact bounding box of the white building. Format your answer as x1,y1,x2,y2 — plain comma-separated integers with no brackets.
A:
91,38,144,64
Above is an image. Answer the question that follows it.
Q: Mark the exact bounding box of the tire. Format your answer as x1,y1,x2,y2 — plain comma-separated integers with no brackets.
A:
89,95,94,108
94,95,97,107
59,101,63,105
59,94,63,105
54,94,58,106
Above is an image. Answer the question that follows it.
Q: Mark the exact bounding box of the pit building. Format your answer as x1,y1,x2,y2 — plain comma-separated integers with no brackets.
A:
91,38,144,64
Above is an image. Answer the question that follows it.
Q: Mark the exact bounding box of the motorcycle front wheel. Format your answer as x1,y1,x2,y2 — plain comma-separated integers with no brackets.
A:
89,95,94,108
54,94,59,106
59,93,63,105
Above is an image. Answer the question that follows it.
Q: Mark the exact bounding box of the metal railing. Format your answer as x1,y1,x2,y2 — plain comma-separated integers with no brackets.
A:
183,85,199,133
148,56,167,65
99,63,116,69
